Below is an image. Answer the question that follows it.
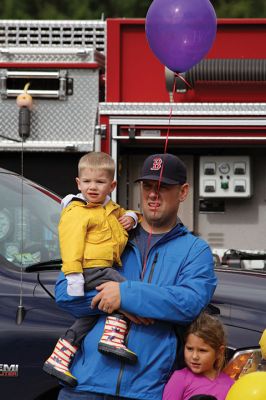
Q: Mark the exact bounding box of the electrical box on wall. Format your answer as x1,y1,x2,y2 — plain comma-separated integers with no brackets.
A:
199,156,252,198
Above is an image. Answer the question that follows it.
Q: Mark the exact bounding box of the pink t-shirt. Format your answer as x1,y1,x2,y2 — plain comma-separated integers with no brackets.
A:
163,367,234,400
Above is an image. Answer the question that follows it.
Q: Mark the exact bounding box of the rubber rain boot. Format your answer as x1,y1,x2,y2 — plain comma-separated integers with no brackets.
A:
98,313,137,364
43,338,78,387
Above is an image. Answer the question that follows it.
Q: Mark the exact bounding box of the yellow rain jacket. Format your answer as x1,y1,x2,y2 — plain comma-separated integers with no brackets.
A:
59,199,139,275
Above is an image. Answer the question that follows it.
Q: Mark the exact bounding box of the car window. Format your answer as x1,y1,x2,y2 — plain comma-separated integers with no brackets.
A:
213,249,266,274
0,170,61,268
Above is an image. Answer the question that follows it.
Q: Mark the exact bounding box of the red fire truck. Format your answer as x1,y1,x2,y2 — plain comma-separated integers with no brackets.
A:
0,18,266,259
99,18,266,262
0,18,266,400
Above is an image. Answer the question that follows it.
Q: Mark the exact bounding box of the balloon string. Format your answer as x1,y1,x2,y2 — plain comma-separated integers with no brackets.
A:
174,72,193,91
141,73,177,279
164,72,191,151
141,161,165,280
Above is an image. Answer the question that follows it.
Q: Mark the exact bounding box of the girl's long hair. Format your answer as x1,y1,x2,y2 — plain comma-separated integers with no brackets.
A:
184,312,227,372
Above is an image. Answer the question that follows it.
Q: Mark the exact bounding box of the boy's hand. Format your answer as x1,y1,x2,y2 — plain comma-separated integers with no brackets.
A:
118,215,135,231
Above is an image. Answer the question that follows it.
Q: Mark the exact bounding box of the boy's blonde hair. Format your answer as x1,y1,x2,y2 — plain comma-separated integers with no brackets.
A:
78,152,115,179
185,312,227,372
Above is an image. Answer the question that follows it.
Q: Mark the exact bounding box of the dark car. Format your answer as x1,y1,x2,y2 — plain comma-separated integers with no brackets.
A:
212,254,266,379
0,168,74,399
0,168,265,399
213,265,265,350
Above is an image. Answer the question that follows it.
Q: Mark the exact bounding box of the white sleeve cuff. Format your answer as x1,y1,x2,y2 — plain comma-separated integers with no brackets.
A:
66,273,85,296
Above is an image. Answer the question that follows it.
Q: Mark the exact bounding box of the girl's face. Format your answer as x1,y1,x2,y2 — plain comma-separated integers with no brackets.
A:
184,333,222,380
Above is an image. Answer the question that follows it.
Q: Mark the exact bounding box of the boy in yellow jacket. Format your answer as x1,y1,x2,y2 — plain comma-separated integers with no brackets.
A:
43,152,140,387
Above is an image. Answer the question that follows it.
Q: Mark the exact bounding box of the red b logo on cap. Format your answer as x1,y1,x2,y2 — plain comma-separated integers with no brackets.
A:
150,157,163,171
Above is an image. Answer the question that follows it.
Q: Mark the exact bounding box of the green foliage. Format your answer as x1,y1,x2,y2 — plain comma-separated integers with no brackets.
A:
0,0,265,19
213,0,266,18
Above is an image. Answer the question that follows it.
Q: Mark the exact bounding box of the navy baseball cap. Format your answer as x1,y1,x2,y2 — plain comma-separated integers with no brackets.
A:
135,153,187,185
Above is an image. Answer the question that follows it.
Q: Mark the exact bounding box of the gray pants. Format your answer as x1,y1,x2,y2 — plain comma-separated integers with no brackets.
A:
63,267,126,346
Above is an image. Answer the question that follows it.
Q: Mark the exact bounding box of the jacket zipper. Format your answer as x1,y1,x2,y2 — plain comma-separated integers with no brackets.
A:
115,252,159,396
148,252,158,283
116,360,125,396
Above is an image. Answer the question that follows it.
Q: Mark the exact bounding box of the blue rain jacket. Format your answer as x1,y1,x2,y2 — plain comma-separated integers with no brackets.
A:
55,223,217,399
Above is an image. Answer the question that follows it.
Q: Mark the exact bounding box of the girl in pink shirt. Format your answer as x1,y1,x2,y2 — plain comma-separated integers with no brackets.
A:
163,312,234,400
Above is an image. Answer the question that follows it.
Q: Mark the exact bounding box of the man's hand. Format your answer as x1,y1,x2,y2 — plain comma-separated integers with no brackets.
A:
91,281,155,326
91,281,121,313
121,310,154,326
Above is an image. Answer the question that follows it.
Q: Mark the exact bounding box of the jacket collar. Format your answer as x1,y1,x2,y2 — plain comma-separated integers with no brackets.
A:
129,219,188,245
75,194,119,215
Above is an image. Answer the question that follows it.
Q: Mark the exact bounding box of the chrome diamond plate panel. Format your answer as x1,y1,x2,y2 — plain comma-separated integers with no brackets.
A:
0,69,99,151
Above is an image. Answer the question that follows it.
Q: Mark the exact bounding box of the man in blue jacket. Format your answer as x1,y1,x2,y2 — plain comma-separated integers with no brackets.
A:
55,153,217,400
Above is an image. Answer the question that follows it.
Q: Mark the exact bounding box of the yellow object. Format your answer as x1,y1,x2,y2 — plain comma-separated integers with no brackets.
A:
59,199,140,274
259,330,266,359
225,372,266,400
23,82,31,92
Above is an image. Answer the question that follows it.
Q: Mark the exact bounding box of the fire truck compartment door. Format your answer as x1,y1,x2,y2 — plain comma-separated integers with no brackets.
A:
0,70,71,100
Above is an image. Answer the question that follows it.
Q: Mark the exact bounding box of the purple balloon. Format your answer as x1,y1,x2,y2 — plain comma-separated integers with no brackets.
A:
145,0,217,73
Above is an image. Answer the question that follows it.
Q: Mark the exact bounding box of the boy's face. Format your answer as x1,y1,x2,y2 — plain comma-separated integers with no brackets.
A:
76,167,116,204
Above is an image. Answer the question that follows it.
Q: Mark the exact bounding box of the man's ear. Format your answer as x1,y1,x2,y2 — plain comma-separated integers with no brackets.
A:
179,183,189,202
110,180,117,193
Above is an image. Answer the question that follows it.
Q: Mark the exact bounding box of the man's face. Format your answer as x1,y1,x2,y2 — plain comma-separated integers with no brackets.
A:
140,180,189,233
